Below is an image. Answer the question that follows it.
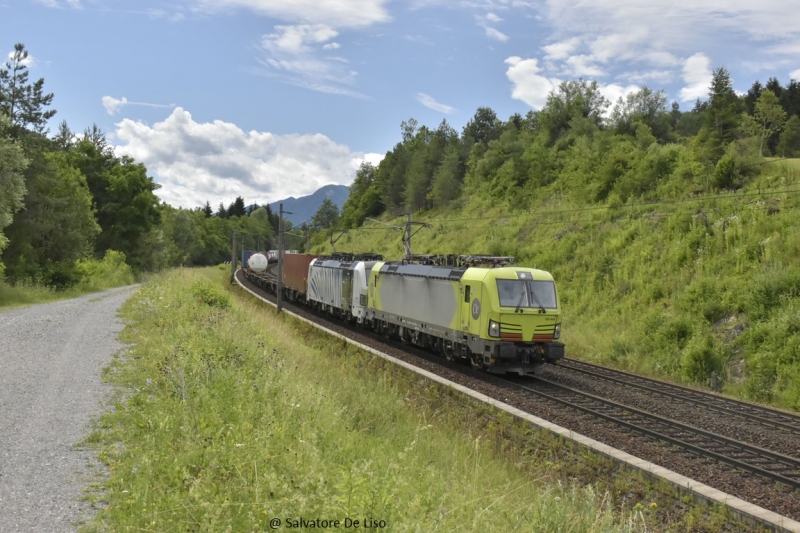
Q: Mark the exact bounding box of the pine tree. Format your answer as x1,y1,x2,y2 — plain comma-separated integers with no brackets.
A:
0,43,56,134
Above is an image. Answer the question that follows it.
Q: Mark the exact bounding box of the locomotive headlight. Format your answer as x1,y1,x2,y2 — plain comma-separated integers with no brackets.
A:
553,323,561,339
488,320,500,338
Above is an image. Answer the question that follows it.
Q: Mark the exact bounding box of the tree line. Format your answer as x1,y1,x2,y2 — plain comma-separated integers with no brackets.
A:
339,68,800,228
3,40,799,287
0,43,296,288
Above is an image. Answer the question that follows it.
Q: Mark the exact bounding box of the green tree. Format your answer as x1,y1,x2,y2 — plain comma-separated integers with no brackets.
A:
312,199,340,229
2,149,100,286
52,120,74,150
777,115,800,157
431,145,464,206
609,87,670,141
704,67,740,158
780,79,800,118
538,79,609,145
0,44,56,134
752,90,786,156
0,113,28,277
462,107,502,148
67,139,161,271
341,161,381,227
744,80,763,116
202,201,213,218
227,196,246,218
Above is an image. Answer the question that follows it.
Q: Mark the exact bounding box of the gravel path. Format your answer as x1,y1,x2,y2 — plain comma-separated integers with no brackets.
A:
0,286,139,533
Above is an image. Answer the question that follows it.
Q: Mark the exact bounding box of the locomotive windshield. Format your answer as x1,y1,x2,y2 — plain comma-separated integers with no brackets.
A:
496,280,557,309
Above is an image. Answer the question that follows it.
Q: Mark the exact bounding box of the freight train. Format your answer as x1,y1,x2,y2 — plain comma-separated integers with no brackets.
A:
243,252,564,375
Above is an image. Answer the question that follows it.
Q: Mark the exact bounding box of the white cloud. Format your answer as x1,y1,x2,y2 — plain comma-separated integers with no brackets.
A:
543,38,581,61
564,55,605,77
598,83,640,107
791,69,800,81
7,50,36,67
504,56,560,109
34,0,80,7
190,0,390,28
112,107,381,208
485,12,502,23
262,24,338,54
102,96,176,115
259,24,363,95
484,27,509,42
679,52,712,102
417,93,455,114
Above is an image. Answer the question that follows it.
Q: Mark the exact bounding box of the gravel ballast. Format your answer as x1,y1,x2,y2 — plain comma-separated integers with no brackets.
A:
0,286,138,533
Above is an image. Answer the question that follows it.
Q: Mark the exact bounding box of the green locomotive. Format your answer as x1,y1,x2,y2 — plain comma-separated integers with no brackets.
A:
366,256,563,375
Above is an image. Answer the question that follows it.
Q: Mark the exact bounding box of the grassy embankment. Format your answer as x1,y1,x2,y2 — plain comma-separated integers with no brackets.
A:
0,250,138,309
316,160,800,410
81,267,750,532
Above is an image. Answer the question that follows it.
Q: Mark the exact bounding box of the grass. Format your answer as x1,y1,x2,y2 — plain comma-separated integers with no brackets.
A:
79,267,757,532
0,250,138,310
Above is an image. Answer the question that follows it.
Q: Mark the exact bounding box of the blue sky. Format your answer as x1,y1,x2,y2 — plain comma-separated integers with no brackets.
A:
3,0,800,209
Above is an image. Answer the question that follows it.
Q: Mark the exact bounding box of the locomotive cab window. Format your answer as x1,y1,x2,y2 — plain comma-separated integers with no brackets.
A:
496,279,557,309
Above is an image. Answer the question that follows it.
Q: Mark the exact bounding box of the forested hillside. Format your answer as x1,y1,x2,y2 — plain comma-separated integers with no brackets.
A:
318,73,800,410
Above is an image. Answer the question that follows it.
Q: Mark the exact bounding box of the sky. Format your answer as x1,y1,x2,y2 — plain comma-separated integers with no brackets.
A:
3,0,800,210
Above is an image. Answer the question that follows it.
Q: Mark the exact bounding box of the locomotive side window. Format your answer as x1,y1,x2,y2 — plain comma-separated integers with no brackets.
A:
464,285,470,302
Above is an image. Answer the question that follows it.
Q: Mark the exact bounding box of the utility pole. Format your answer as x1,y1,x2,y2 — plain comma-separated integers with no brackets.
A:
277,204,284,312
305,225,311,252
277,203,293,313
230,230,237,283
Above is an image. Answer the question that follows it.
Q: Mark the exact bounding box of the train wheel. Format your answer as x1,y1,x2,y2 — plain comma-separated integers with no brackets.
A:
470,350,484,370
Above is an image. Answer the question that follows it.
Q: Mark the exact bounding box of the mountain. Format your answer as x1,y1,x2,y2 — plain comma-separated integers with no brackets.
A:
269,184,349,226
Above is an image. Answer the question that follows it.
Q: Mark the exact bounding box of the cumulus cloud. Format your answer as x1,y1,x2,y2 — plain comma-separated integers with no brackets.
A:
112,107,382,208
505,57,560,109
190,0,390,28
791,69,800,81
417,93,455,114
679,52,712,102
102,96,176,115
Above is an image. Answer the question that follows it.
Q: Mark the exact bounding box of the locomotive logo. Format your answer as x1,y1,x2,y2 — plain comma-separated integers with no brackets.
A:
471,298,481,320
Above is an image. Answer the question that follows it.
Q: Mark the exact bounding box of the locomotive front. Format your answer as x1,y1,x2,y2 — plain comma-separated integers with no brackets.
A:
465,267,564,374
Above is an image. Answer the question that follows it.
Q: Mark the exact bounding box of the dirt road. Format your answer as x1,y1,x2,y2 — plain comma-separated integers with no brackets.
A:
0,286,138,532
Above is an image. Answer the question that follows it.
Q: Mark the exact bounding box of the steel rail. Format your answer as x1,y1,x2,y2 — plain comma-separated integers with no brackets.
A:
508,376,800,491
558,359,800,435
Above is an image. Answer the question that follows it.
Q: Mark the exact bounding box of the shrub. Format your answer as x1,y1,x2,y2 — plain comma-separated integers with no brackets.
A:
681,333,724,384
76,250,136,292
190,280,231,308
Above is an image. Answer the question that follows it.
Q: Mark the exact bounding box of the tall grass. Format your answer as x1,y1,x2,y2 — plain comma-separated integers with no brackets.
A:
82,268,662,532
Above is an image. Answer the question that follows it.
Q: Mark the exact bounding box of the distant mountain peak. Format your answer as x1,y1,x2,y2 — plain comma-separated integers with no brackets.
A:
268,184,349,226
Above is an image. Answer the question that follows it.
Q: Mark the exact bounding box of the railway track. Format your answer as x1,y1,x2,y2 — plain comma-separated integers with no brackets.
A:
558,359,800,436
236,268,800,524
504,375,800,491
